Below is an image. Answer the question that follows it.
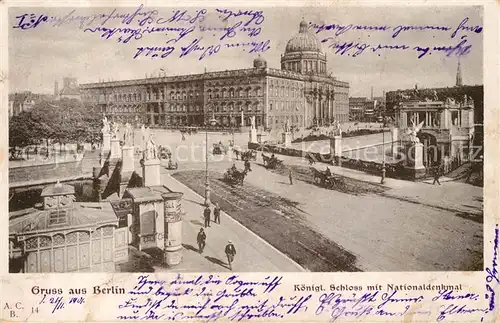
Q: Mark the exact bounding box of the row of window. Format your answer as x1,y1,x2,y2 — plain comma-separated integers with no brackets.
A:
269,101,303,112
84,87,349,103
283,60,328,74
269,85,304,98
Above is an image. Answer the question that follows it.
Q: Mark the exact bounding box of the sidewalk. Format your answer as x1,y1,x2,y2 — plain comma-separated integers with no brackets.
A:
156,172,305,272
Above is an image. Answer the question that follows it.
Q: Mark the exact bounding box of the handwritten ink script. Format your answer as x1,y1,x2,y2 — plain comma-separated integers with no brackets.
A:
313,17,482,59
12,7,482,61
116,274,314,321
484,224,499,320
11,6,270,61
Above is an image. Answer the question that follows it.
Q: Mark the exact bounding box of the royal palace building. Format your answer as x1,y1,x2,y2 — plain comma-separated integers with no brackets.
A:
80,20,350,129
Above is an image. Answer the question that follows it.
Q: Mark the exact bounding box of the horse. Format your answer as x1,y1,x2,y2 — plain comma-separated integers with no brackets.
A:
305,154,316,165
232,169,248,186
262,153,271,166
224,167,248,186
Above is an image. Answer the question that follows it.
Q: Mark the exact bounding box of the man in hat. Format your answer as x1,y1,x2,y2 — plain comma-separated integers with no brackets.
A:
197,228,206,253
203,205,211,228
432,164,442,185
214,202,221,224
225,240,237,270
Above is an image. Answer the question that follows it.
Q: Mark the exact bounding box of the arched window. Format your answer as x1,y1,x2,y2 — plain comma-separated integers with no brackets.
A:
207,89,212,99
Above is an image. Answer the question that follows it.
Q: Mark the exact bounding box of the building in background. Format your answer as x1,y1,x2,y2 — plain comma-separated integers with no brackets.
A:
349,96,384,122
395,96,475,170
80,20,350,129
349,97,366,121
8,92,39,118
386,60,483,150
57,77,81,100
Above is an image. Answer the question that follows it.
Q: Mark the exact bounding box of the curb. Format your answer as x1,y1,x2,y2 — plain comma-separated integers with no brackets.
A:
166,175,306,272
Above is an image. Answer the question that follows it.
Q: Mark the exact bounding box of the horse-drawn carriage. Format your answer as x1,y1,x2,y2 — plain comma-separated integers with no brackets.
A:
233,148,257,161
223,166,248,186
311,167,346,190
159,146,172,160
213,142,228,155
262,153,284,169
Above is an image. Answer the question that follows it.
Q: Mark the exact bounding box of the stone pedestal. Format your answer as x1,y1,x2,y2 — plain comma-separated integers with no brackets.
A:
404,142,426,179
391,128,399,156
122,146,135,173
110,138,121,159
142,159,161,187
102,132,111,153
249,128,257,143
100,133,111,165
282,132,292,147
162,192,184,266
330,136,342,157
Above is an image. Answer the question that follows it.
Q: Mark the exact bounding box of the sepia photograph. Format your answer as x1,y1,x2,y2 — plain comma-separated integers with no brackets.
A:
8,5,484,274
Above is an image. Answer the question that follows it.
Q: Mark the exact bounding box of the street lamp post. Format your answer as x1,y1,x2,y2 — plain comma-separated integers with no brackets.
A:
381,128,386,184
204,113,218,206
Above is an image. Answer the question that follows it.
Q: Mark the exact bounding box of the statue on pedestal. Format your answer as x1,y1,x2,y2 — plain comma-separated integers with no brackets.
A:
102,114,110,134
145,134,158,160
284,117,290,133
333,121,342,137
124,123,133,147
250,116,256,130
406,116,424,144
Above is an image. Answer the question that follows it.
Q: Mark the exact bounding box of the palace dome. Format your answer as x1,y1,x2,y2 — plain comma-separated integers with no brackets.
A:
285,20,322,53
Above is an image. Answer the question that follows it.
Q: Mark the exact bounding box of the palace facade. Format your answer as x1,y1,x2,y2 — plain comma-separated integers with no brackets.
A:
80,20,350,129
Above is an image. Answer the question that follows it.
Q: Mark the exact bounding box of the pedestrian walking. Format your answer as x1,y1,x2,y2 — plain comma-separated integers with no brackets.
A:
197,228,206,253
203,205,211,227
432,165,441,185
214,202,221,224
225,240,237,270
244,159,252,172
289,169,293,185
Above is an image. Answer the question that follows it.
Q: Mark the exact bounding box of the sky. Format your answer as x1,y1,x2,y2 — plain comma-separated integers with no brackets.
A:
8,5,483,98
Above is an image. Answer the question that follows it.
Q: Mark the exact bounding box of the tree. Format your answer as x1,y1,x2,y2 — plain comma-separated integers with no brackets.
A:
9,98,101,152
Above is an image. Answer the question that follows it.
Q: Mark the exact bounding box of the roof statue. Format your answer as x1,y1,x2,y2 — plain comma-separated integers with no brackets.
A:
446,97,456,105
433,90,439,101
102,114,110,134
406,115,425,144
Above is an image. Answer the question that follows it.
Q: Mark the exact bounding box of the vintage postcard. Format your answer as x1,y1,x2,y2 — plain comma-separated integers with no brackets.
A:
1,0,499,322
